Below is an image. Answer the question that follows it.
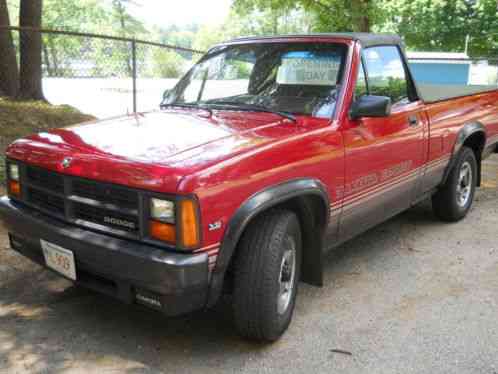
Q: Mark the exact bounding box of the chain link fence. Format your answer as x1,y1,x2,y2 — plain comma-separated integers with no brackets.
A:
3,27,498,118
0,26,205,118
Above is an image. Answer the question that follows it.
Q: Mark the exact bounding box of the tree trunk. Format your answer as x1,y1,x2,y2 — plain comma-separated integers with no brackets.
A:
42,42,52,76
119,10,133,76
351,0,371,32
48,36,59,75
19,0,45,101
0,0,19,98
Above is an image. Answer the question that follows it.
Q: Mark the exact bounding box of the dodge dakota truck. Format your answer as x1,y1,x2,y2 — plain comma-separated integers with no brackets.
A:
2,33,498,341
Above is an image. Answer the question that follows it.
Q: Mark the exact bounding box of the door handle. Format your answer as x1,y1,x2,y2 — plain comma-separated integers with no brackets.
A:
408,115,419,127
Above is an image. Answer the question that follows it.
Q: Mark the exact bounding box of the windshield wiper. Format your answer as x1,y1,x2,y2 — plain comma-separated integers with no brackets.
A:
160,102,213,116
204,101,297,123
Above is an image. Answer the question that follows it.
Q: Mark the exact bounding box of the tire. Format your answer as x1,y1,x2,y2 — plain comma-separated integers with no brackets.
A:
232,209,302,342
432,146,478,222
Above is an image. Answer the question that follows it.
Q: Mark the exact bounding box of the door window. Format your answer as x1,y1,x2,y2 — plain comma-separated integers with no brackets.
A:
363,46,409,104
354,61,368,98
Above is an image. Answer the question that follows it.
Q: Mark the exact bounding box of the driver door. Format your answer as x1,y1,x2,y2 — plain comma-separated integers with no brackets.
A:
338,46,428,242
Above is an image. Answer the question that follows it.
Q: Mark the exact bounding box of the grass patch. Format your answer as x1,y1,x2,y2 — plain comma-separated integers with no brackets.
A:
0,98,95,185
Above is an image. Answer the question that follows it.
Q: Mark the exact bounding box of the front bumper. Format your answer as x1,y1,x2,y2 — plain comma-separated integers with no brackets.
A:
0,196,210,316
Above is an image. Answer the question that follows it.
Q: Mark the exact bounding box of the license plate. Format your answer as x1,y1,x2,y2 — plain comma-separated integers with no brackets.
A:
41,240,77,281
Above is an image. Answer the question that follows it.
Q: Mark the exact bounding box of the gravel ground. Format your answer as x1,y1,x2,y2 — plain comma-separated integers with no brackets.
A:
1,155,497,374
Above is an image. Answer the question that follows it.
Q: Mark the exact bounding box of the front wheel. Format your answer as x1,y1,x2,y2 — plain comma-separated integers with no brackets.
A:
432,146,478,222
232,209,302,342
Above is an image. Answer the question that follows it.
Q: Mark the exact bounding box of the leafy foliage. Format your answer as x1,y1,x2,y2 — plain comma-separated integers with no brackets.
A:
232,0,498,56
382,0,498,56
4,0,498,86
191,8,314,52
40,0,108,76
232,0,383,33
151,49,187,78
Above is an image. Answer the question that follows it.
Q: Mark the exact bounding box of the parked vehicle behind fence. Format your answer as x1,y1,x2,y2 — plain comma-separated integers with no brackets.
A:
2,33,498,341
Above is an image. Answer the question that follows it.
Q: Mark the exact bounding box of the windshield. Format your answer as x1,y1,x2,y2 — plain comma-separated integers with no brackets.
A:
163,42,348,118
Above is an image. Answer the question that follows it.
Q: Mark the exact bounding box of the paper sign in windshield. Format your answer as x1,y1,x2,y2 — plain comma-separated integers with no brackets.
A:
277,52,340,86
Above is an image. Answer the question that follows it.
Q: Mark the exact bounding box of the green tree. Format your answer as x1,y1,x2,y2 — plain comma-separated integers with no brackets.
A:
231,0,498,56
110,0,146,37
151,48,186,78
191,8,313,52
232,0,383,33
44,0,149,78
42,0,108,76
108,1,147,76
43,0,106,31
192,24,227,52
382,0,498,56
155,23,199,49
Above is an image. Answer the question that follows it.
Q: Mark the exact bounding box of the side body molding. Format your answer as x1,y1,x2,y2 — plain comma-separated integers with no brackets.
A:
206,178,330,307
442,122,486,185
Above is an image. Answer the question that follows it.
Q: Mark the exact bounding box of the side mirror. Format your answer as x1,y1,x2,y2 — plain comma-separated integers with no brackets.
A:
350,95,392,119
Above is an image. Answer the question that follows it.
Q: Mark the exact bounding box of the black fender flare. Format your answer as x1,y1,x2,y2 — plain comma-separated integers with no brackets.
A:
442,122,486,185
206,178,330,307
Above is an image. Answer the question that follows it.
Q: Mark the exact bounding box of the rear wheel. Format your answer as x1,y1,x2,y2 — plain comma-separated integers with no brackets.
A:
232,209,302,342
432,146,478,222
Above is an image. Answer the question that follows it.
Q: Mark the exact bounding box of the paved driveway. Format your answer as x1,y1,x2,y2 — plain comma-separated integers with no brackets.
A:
1,156,497,374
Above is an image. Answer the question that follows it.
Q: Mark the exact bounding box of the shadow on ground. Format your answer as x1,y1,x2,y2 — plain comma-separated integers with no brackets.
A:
0,155,497,373
0,201,441,373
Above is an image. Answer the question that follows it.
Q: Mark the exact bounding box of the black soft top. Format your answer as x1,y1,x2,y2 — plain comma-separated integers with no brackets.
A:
223,33,403,48
219,33,498,103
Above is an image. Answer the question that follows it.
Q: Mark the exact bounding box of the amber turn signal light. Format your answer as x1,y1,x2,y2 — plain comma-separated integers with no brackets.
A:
150,220,176,244
179,199,200,249
8,180,21,197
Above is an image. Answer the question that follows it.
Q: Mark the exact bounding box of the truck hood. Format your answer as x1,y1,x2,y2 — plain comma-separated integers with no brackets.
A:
6,109,305,192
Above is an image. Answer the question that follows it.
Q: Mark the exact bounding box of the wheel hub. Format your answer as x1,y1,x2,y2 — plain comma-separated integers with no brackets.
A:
278,238,296,315
456,161,472,208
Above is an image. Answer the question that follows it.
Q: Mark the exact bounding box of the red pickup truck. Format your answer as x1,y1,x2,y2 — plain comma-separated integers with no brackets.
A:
2,33,498,341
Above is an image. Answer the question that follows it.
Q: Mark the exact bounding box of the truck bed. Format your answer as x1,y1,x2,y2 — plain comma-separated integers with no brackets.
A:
418,83,498,103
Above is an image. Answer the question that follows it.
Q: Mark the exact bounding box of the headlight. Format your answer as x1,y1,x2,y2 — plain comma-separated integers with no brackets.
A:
9,163,19,181
150,198,175,223
6,162,21,198
149,197,200,249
